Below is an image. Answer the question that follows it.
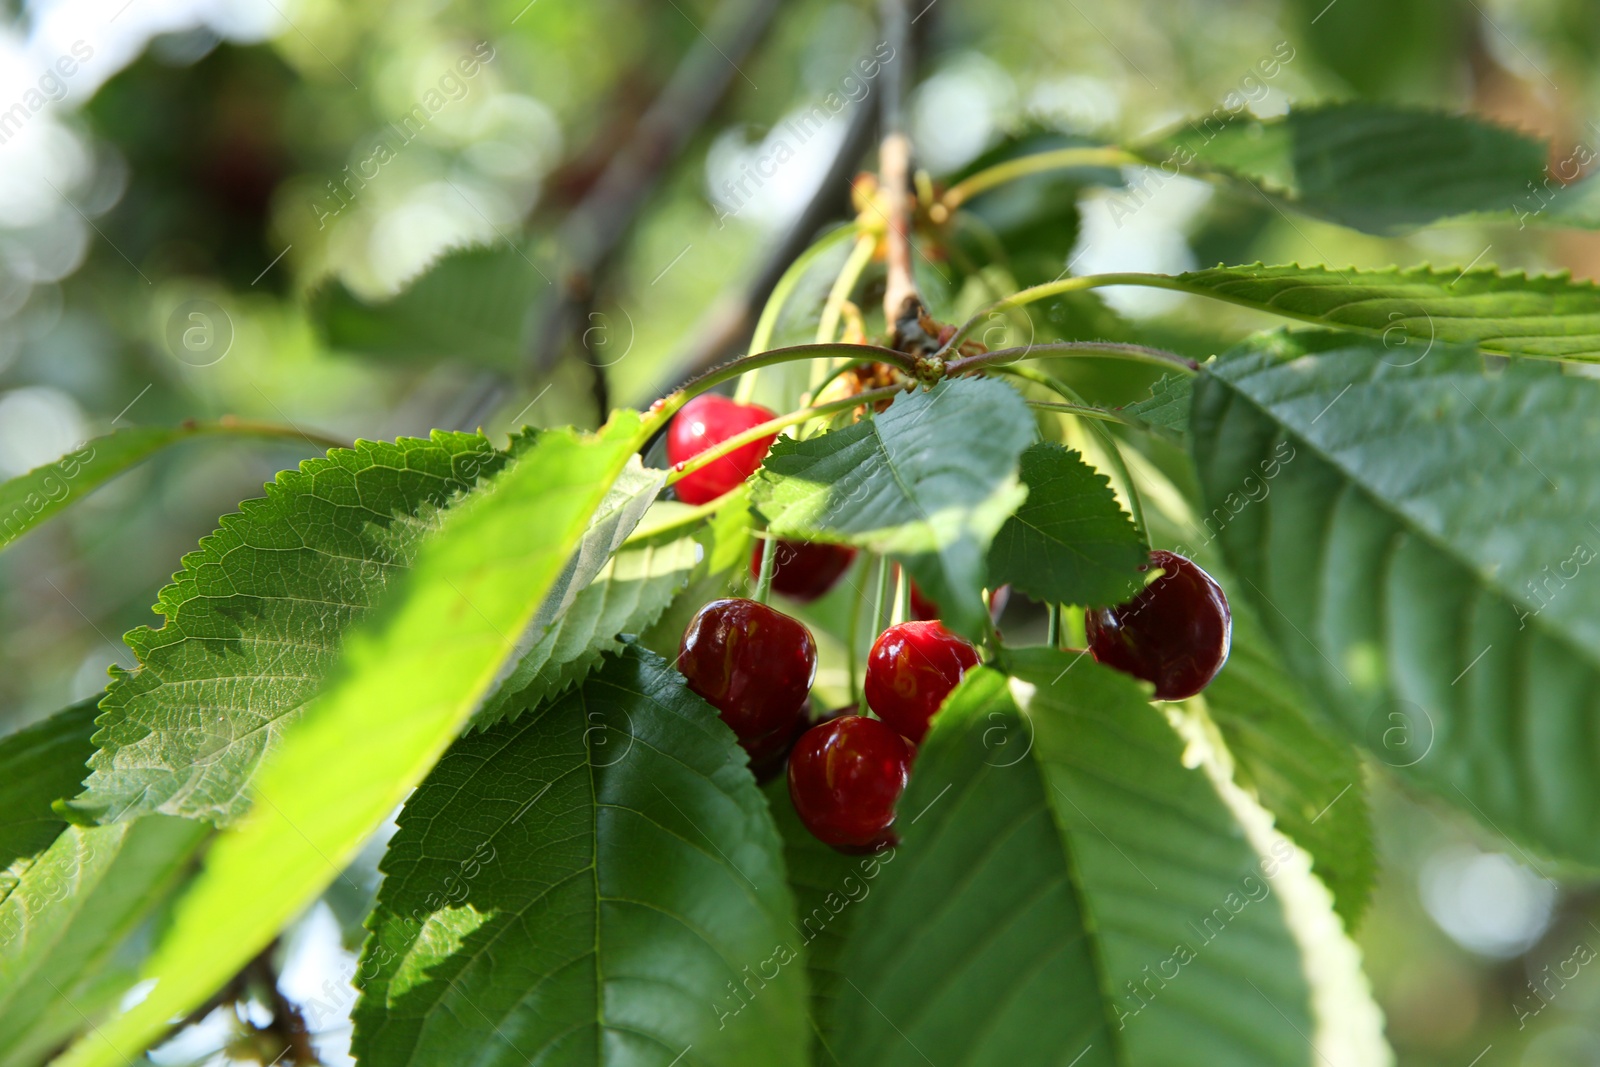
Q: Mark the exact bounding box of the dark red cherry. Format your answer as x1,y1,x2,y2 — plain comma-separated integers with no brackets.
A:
788,714,913,851
1085,550,1232,700
744,702,854,783
680,598,817,741
863,621,980,744
667,394,778,504
750,540,859,602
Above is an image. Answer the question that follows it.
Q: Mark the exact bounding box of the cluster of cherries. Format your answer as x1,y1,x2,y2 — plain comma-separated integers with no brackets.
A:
665,393,1232,853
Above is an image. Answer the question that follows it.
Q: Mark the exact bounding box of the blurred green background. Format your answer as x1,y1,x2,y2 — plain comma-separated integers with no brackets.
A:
2,0,1598,1062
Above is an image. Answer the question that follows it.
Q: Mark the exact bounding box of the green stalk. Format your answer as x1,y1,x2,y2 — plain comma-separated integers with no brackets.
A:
941,146,1141,210
748,225,858,354
752,530,777,603
815,233,878,347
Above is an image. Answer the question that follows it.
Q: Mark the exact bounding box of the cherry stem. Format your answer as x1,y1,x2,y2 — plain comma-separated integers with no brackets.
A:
938,145,1140,213
676,343,919,403
1023,398,1129,426
946,340,1199,377
864,555,892,708
891,563,909,627
936,273,1199,358
817,233,878,347
664,384,904,486
621,489,736,546
749,224,857,355
752,530,777,604
1046,603,1062,649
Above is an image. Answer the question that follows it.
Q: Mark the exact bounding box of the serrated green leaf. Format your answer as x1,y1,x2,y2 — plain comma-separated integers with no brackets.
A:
0,815,206,1067
762,776,889,1066
987,442,1147,607
751,379,1033,638
0,700,97,878
54,414,650,1067
1137,104,1547,234
309,244,546,368
1203,602,1375,928
1192,329,1600,865
1156,263,1600,363
0,422,327,556
473,457,669,727
832,654,1345,1066
638,489,756,661
66,431,508,827
1120,373,1192,437
355,645,805,1067
474,531,697,729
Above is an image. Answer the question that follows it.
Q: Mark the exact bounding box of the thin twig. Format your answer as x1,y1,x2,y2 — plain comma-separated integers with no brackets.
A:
662,90,882,386
877,0,919,340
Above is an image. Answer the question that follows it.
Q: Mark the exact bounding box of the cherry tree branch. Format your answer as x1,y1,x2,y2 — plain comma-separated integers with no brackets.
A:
877,0,920,342
527,0,784,376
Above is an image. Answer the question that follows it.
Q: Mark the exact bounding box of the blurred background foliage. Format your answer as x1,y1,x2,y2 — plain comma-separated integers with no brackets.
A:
2,0,1599,1062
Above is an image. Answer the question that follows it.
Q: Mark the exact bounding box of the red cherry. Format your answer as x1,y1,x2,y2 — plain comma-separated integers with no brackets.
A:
1086,550,1232,700
667,394,778,504
788,714,913,850
680,598,817,741
863,621,980,744
744,702,854,782
750,540,859,602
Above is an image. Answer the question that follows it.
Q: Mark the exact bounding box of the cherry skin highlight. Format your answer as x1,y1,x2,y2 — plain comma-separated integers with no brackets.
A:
679,598,817,742
788,714,914,851
1085,550,1232,700
863,620,980,744
667,394,778,504
750,540,859,602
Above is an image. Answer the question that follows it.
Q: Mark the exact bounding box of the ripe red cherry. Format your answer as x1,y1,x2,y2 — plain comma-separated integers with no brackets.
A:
680,598,817,742
863,621,980,743
750,540,859,602
744,702,853,783
1085,550,1232,700
667,394,778,504
788,714,913,851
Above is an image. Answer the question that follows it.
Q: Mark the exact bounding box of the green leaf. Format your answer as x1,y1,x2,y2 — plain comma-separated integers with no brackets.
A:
0,816,207,1067
987,442,1147,607
0,700,97,878
1120,373,1192,438
309,244,546,369
474,529,697,729
638,490,756,662
66,431,509,827
751,379,1034,638
762,777,888,1065
1137,104,1547,234
473,458,671,728
0,422,327,555
1203,602,1375,928
54,414,650,1067
1158,263,1600,364
1192,329,1600,865
831,653,1367,1066
355,645,806,1067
